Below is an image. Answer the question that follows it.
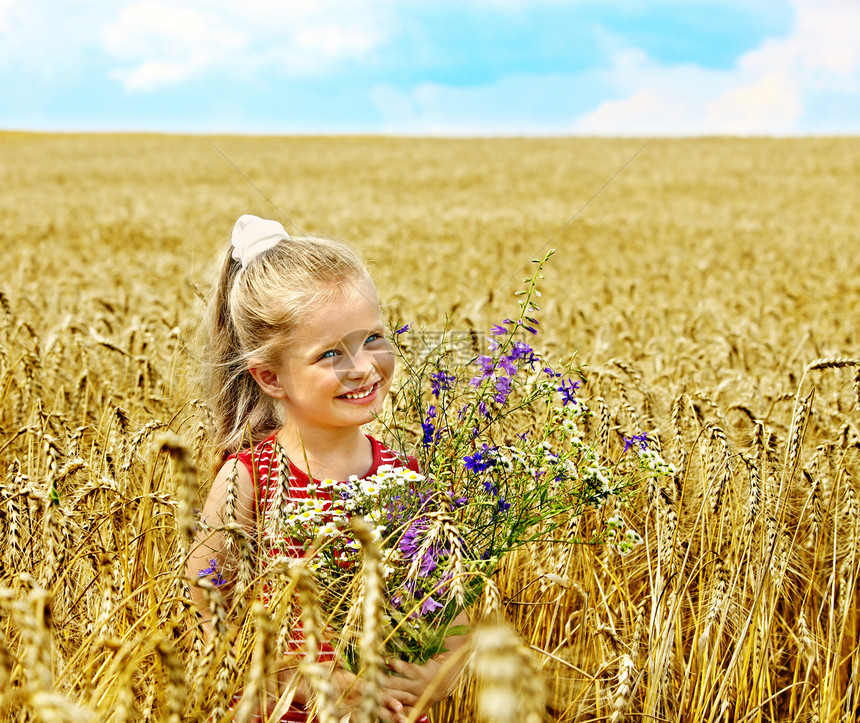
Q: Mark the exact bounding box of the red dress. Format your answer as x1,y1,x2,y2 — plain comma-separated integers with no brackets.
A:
230,433,423,723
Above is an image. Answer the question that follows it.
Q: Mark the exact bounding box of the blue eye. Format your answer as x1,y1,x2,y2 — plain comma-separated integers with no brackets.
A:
365,333,381,344
320,349,338,359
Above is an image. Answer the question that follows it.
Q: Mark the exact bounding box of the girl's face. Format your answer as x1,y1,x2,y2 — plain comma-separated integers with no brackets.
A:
263,278,395,434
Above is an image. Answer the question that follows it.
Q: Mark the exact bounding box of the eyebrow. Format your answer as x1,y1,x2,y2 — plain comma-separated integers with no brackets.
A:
305,338,341,359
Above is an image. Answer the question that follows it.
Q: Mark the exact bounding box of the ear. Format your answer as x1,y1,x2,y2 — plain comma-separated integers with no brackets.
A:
248,363,287,400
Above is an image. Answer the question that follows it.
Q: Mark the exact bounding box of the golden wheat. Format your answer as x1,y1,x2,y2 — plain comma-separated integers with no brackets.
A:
1,133,859,722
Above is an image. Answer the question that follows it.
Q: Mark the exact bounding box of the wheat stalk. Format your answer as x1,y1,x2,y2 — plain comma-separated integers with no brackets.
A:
609,604,644,723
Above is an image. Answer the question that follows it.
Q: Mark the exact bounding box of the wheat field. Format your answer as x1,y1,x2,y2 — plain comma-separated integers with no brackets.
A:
1,132,859,722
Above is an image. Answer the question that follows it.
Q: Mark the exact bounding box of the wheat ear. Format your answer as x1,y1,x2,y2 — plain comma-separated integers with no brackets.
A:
295,563,339,723
706,423,732,515
191,577,231,714
473,620,543,723
0,630,14,705
784,388,814,489
158,433,198,551
156,636,186,723
352,517,385,723
234,601,275,723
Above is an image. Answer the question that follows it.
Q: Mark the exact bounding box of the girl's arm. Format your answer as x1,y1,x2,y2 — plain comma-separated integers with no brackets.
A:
185,458,257,632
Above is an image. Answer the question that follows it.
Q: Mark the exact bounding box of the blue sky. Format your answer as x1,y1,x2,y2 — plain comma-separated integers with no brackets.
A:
1,0,858,135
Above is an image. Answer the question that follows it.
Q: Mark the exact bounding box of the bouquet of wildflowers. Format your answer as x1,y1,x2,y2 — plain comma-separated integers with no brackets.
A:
277,464,477,668
277,252,640,667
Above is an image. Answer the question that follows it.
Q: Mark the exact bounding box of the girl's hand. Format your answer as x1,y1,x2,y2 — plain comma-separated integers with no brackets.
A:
381,613,471,720
382,650,470,719
383,656,455,713
330,668,409,723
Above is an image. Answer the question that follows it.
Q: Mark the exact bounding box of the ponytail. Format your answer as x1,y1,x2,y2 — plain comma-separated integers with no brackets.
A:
201,251,276,456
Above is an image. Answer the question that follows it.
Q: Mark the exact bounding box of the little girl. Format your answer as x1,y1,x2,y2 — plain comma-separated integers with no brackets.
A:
187,215,467,722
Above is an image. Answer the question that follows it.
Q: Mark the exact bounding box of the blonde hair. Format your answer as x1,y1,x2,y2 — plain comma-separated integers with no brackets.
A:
202,232,373,456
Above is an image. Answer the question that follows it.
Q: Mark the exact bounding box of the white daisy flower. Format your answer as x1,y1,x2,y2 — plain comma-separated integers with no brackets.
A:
360,479,381,496
318,522,339,537
366,509,383,523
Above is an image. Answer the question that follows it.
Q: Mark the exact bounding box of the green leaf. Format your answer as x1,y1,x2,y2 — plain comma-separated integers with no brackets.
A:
444,625,471,637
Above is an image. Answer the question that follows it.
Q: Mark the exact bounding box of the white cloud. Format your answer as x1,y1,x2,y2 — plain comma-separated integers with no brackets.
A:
0,0,13,32
103,2,245,91
571,0,860,135
705,73,803,133
574,88,694,136
101,0,393,93
741,0,860,88
0,1,116,76
295,24,382,58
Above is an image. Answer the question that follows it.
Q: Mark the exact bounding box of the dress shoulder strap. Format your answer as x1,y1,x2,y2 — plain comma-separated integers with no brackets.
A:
368,436,420,474
228,434,279,494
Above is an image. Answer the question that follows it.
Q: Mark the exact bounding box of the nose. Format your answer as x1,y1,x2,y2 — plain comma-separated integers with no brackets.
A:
345,345,377,380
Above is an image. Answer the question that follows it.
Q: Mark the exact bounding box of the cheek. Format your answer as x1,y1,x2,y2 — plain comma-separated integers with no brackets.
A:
377,350,396,383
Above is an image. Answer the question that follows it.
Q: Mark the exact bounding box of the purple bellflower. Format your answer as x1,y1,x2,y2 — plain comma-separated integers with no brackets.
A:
420,596,445,616
430,371,456,397
464,444,497,474
624,433,649,452
557,378,581,406
494,376,512,404
497,356,517,377
198,559,226,586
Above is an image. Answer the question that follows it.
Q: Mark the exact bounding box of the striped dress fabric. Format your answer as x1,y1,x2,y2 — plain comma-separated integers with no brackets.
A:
230,433,419,723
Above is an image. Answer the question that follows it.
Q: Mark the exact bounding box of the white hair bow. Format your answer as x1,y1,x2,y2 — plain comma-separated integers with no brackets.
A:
230,214,290,269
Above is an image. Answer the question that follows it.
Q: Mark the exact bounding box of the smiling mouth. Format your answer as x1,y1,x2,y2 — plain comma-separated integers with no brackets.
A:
340,381,379,400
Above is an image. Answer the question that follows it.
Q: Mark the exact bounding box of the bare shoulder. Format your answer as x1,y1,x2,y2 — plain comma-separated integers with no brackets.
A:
200,456,256,529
